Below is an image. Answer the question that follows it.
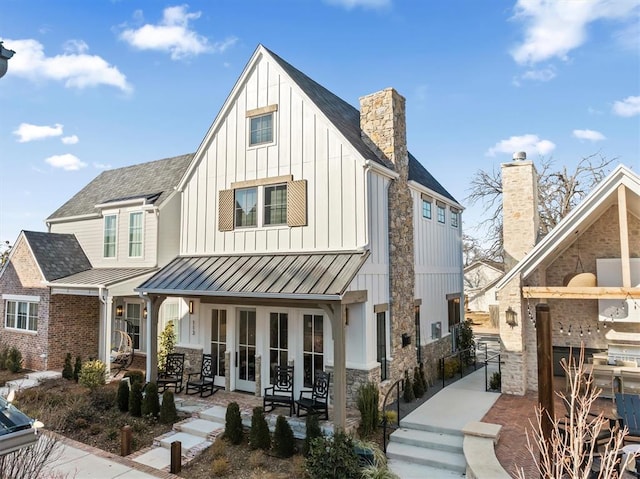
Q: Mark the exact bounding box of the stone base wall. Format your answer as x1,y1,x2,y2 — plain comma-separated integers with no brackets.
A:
325,364,380,410
421,336,453,386
175,345,203,375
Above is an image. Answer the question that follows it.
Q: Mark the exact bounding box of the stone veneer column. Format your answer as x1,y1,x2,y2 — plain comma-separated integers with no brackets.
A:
360,88,416,383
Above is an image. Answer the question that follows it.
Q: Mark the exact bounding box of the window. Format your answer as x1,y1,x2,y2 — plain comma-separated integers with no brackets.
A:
451,209,459,228
422,200,432,219
269,312,288,383
437,204,446,224
414,305,422,364
376,312,388,381
126,303,142,350
431,322,442,339
303,314,324,388
211,309,227,377
250,113,273,146
103,215,117,258
264,184,287,225
5,300,38,332
235,188,257,227
161,302,180,344
128,212,143,257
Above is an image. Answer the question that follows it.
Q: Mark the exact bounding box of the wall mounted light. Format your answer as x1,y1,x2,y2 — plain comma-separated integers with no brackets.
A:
143,308,147,319
189,300,194,315
115,305,124,317
505,306,518,327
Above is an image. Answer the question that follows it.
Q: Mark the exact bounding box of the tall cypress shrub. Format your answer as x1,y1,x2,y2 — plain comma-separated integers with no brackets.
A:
403,370,415,402
62,353,73,380
160,391,178,424
249,407,271,451
273,415,295,458
129,381,143,417
224,402,243,445
117,380,129,412
142,382,160,417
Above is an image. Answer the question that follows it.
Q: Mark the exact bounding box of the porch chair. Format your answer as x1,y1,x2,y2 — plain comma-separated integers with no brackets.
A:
615,393,640,444
263,365,295,416
157,353,185,393
186,354,220,398
296,370,330,421
109,330,134,377
590,365,617,399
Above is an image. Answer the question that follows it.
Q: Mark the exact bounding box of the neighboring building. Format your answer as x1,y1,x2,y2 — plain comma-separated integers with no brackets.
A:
0,154,193,373
464,260,504,312
495,154,640,395
137,45,464,427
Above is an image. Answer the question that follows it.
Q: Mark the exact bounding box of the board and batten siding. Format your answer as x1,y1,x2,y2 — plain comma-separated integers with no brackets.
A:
49,209,159,268
412,189,464,344
180,55,368,255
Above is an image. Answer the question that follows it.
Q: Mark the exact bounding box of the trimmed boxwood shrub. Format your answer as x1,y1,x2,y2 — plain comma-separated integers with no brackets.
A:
129,381,143,417
142,382,160,417
78,360,106,390
160,390,178,424
224,402,243,445
306,431,360,479
249,406,270,451
273,415,295,458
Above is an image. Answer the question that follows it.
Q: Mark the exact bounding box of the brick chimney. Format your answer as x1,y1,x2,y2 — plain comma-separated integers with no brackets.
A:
360,88,415,380
502,152,540,271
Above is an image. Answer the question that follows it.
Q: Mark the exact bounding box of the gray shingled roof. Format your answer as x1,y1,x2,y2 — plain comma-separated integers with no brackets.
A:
266,47,458,204
22,231,91,281
137,251,369,299
48,153,194,220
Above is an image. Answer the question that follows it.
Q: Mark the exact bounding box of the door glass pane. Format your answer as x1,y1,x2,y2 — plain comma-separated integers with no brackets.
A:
211,309,226,377
240,346,247,380
303,316,312,351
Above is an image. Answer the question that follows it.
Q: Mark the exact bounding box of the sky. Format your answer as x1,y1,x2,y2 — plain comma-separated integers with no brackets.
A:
1,0,639,246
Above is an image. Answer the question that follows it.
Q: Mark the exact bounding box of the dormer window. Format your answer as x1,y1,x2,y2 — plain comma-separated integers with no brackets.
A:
437,202,446,224
128,212,143,257
247,105,278,147
450,208,459,228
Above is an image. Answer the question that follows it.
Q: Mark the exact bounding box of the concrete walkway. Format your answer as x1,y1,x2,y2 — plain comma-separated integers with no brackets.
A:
388,366,502,478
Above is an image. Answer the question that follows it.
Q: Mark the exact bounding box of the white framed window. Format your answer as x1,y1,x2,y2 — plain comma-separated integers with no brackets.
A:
303,314,324,388
103,214,117,258
235,187,258,227
451,209,459,228
264,184,287,225
5,300,38,332
437,204,446,224
249,113,274,146
126,303,142,350
161,301,180,344
128,212,143,257
422,199,432,220
269,312,289,383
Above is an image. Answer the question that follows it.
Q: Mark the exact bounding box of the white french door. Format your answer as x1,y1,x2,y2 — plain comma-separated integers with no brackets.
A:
236,309,256,392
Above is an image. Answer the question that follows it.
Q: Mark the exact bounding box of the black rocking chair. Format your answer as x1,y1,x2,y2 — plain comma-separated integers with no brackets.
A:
296,370,330,421
186,354,219,398
157,353,185,393
263,365,295,416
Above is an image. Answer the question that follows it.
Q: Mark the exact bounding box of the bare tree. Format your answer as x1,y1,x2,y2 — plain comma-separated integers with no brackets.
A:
466,153,615,261
0,241,11,266
517,350,637,479
0,431,70,479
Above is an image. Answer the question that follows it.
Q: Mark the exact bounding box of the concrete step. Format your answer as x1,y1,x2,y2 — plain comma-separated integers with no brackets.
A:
158,432,212,456
5,378,40,391
133,447,172,470
399,419,464,437
389,428,463,454
387,458,465,478
178,418,223,439
386,441,466,473
198,405,227,424
25,371,62,382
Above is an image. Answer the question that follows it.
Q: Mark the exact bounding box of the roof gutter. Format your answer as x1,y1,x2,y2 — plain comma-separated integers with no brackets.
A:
135,288,343,302
365,159,399,180
46,213,101,224
408,180,464,210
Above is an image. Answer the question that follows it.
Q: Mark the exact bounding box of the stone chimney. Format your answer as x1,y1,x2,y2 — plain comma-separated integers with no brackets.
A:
502,151,540,271
360,88,415,381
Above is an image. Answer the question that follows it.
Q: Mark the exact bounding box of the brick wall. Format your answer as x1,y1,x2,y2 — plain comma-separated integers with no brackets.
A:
0,237,50,370
48,295,100,370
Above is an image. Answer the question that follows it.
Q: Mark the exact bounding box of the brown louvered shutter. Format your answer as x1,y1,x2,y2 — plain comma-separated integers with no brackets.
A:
218,189,234,231
287,180,307,227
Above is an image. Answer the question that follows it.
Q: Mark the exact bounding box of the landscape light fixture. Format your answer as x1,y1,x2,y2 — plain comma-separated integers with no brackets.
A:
0,42,15,79
505,306,518,327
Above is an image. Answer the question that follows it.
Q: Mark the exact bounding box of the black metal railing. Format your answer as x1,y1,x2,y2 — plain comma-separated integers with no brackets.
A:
439,346,478,389
380,377,404,453
484,352,502,392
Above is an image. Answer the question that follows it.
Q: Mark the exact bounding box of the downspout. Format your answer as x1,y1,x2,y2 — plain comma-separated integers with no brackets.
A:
362,162,372,250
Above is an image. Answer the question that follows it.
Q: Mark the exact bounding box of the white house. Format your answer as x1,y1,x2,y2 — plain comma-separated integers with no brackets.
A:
137,45,464,427
464,260,503,312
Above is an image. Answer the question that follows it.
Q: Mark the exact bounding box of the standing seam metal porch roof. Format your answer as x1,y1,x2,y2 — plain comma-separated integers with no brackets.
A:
136,251,370,300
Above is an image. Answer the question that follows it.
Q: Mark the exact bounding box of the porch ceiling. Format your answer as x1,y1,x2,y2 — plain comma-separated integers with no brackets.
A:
136,251,370,301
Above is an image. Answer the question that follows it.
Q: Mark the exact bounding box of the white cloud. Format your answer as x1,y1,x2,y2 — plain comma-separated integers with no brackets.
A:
324,0,391,9
119,5,236,60
93,162,112,170
486,134,556,157
510,0,639,65
61,135,79,145
4,38,131,92
13,123,63,142
45,154,87,171
612,95,640,117
521,66,556,82
572,129,606,141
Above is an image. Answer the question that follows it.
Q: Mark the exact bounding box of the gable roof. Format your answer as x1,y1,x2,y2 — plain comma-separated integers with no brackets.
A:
464,260,505,275
22,231,91,281
496,164,640,290
178,45,457,203
47,153,193,221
